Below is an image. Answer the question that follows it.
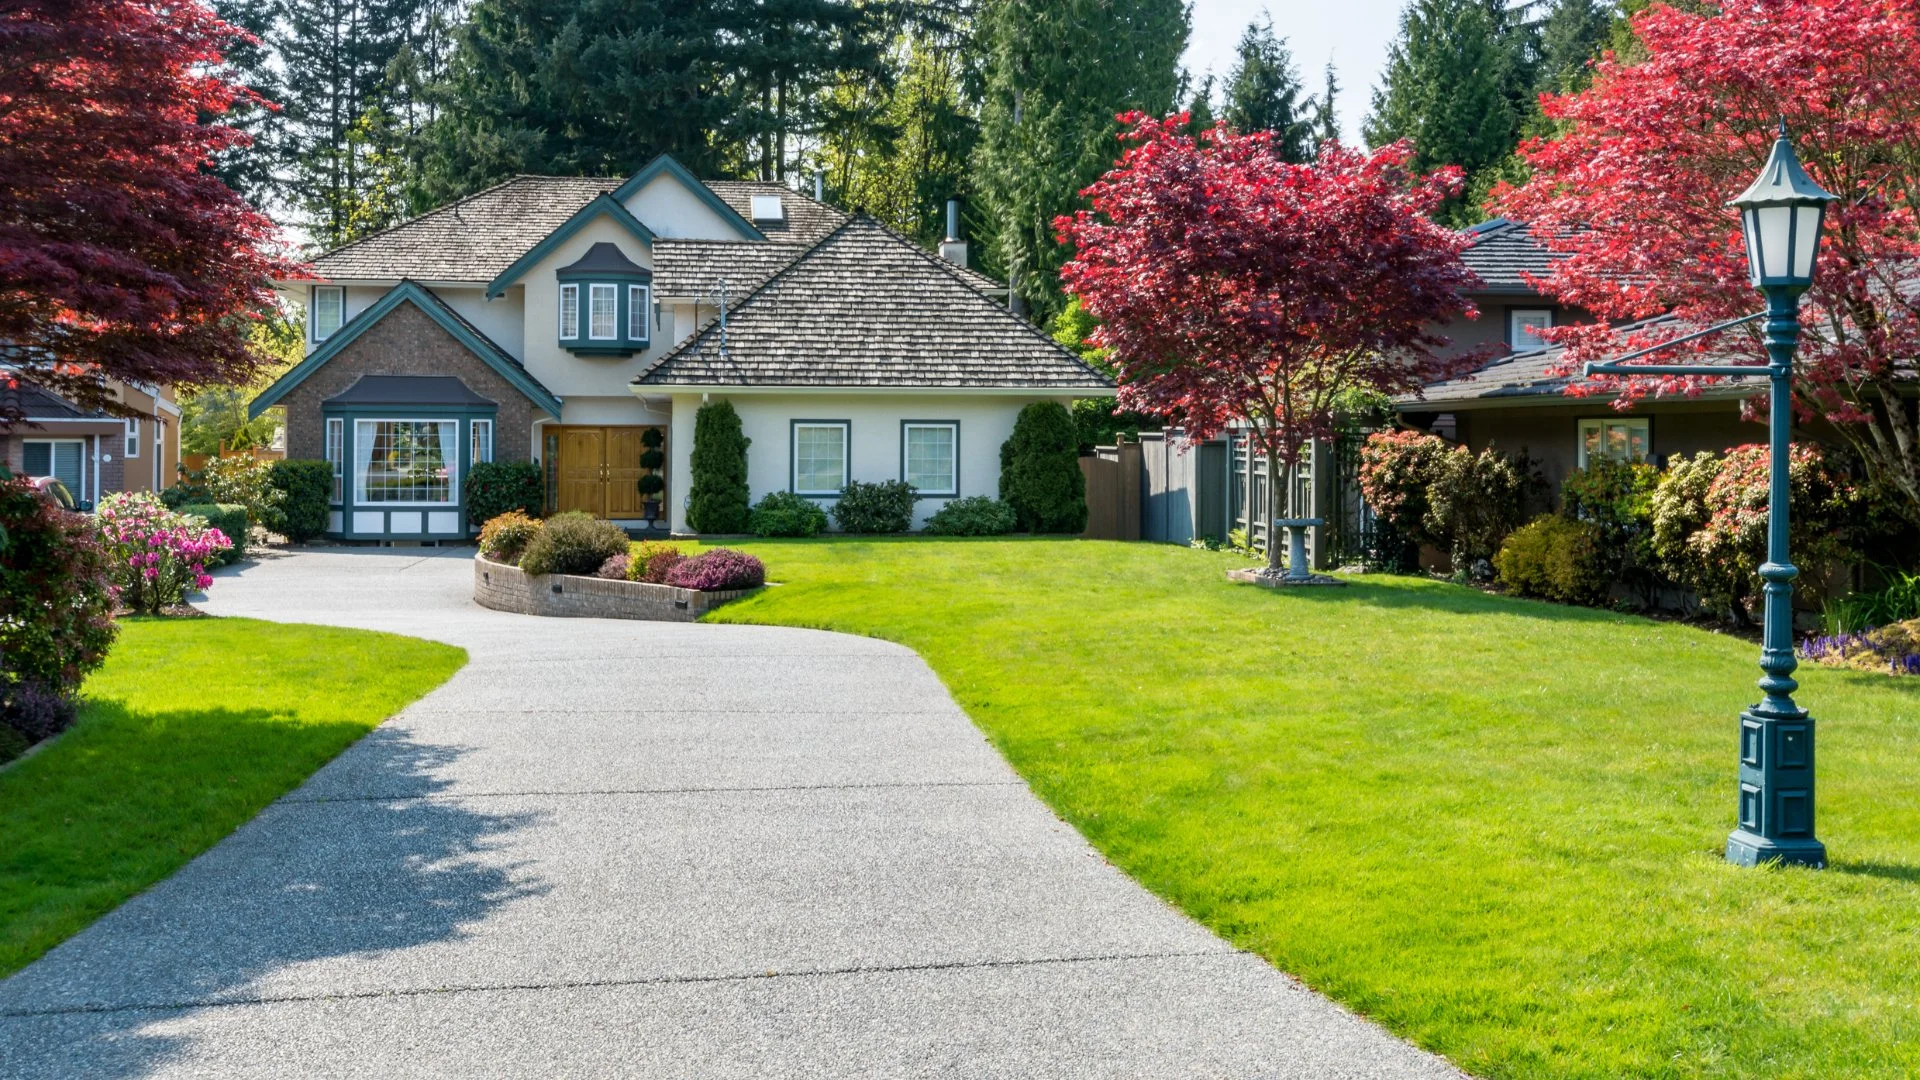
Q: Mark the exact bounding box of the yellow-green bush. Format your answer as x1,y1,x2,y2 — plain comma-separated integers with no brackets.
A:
1495,515,1611,606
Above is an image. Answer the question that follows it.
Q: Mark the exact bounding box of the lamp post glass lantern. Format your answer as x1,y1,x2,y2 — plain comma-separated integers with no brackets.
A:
1585,123,1836,868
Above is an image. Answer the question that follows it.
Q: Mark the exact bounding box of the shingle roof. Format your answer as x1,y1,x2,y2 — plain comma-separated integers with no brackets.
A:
2,383,104,421
308,175,848,284
1405,314,1763,406
1460,218,1570,294
651,240,809,298
636,216,1112,390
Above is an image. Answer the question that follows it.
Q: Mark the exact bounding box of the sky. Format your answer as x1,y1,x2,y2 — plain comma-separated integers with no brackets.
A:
1181,0,1410,146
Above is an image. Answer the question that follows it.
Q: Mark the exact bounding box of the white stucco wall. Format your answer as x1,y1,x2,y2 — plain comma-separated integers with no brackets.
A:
515,215,664,401
623,174,757,240
666,392,1078,533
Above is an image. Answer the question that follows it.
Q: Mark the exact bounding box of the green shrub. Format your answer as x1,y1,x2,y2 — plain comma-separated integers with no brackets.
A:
639,448,666,470
0,476,117,747
1561,458,1660,603
923,495,1016,536
750,491,829,537
641,427,664,449
478,510,543,564
1495,515,1611,605
518,511,631,577
159,478,212,510
1428,445,1546,577
629,540,683,581
999,401,1086,533
267,458,332,542
465,460,543,526
686,400,751,532
832,479,916,534
637,472,666,497
179,503,250,565
1824,567,1920,634
1357,429,1452,554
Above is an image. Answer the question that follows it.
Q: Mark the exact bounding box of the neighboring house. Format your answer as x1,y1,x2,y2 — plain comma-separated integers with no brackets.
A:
1397,218,1767,495
1,378,182,507
249,155,1109,541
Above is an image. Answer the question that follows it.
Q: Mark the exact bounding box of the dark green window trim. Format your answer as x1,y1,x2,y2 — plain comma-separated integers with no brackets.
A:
556,273,651,356
899,419,960,498
321,402,498,540
790,418,850,497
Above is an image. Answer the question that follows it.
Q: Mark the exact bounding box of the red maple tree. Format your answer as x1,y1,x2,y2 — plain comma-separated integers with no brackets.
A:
0,0,297,418
1496,0,1920,521
1058,113,1482,567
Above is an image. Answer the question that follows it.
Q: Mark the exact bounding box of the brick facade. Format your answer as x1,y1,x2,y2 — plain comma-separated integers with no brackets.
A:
277,300,539,462
472,555,753,621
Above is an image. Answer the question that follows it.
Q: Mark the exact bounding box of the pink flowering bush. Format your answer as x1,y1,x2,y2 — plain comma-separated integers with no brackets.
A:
663,548,765,591
96,492,232,614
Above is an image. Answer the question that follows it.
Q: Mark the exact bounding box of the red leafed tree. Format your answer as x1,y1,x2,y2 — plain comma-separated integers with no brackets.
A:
1057,113,1483,568
1497,0,1920,522
0,0,297,418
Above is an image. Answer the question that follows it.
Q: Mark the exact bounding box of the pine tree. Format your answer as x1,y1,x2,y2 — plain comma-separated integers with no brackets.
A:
1183,72,1217,135
1311,61,1340,148
973,0,1189,320
1364,0,1530,222
207,0,284,209
1223,16,1311,161
1536,0,1613,93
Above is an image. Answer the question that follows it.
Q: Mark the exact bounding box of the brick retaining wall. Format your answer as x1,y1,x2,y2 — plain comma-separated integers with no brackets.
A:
472,555,754,622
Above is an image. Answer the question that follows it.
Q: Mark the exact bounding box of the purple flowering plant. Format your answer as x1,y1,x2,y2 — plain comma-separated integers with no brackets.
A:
96,492,232,614
1801,622,1920,678
663,548,766,592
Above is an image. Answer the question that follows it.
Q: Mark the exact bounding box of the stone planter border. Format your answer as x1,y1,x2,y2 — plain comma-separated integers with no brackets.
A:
473,554,756,621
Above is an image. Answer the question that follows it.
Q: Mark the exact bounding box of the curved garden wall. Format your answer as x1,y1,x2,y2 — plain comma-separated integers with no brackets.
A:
472,555,754,622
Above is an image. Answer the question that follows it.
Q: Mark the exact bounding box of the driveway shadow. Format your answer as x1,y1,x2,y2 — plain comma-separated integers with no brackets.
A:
0,726,546,1079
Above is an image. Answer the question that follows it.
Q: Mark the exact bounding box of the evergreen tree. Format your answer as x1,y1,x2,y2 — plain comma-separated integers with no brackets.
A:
207,0,284,209
1183,72,1217,135
973,0,1188,320
1223,16,1311,162
999,401,1087,532
720,0,892,183
1364,0,1532,222
1311,61,1340,148
1537,0,1613,93
686,400,752,533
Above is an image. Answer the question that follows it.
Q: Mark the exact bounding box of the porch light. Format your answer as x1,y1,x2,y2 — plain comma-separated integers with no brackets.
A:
1730,121,1838,291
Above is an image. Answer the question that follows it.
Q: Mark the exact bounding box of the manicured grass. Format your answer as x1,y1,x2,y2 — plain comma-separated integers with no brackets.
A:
697,537,1920,1079
0,617,464,977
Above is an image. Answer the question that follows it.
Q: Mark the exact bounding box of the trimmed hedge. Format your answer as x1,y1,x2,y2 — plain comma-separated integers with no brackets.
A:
750,490,829,537
268,459,332,542
518,511,630,577
923,495,1016,536
179,503,250,566
466,460,544,526
832,480,917,534
686,400,751,533
999,401,1086,533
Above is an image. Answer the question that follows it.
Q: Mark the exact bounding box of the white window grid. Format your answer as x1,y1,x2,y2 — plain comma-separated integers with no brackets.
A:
1577,418,1650,468
1510,308,1553,350
312,285,345,341
793,423,849,495
325,417,344,503
902,422,957,494
23,439,84,494
589,284,617,340
559,284,580,339
354,419,456,505
628,285,649,340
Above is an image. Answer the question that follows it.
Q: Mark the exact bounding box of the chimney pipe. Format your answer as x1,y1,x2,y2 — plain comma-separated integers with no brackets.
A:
938,197,969,269
813,171,824,202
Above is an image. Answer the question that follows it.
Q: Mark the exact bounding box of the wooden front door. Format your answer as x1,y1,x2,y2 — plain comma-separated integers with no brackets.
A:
603,427,646,518
551,425,657,519
556,427,606,517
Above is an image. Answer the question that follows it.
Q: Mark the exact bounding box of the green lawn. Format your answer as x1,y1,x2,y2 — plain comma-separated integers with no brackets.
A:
0,617,464,977
693,537,1920,1080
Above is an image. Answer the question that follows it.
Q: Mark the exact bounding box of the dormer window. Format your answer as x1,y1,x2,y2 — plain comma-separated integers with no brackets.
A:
311,285,345,342
556,242,651,356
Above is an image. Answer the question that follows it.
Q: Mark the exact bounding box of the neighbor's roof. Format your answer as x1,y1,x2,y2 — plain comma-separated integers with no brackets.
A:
307,175,847,284
636,216,1111,390
1,383,106,421
1405,314,1764,407
1460,218,1571,294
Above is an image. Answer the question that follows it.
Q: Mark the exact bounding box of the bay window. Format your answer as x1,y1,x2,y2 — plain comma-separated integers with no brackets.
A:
559,285,580,339
589,284,617,340
325,417,344,503
354,419,456,504
471,418,493,465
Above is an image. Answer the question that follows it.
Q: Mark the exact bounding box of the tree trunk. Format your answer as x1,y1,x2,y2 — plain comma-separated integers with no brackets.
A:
1265,449,1283,571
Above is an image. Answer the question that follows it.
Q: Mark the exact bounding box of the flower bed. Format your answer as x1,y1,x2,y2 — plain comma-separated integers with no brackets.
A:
471,554,758,622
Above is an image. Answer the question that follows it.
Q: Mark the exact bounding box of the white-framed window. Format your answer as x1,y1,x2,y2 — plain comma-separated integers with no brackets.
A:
628,284,649,340
353,419,457,505
470,418,493,465
125,417,141,457
1577,417,1650,467
325,417,344,503
589,284,618,340
902,422,957,495
311,285,345,341
559,284,580,339
792,421,850,495
22,439,84,494
1509,308,1553,350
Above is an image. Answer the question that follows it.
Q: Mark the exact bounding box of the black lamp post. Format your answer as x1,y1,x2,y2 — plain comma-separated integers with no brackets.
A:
1586,123,1837,868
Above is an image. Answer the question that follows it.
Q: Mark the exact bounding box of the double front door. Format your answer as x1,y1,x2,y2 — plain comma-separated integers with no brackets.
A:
553,425,655,518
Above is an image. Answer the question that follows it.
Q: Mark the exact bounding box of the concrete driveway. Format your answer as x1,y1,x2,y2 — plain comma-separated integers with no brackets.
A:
0,547,1464,1079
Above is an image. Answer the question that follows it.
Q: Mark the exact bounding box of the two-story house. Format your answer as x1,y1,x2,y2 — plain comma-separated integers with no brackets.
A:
249,155,1110,542
2,376,182,507
1397,218,1763,495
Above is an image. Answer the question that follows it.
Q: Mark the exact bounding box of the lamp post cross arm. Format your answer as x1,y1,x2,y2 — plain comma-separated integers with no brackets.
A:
1581,310,1768,378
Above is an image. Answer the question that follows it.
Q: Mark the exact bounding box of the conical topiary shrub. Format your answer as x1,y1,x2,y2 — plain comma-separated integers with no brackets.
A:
999,401,1087,533
686,400,751,532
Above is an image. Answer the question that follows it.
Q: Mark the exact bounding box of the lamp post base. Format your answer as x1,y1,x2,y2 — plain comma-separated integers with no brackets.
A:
1726,830,1826,869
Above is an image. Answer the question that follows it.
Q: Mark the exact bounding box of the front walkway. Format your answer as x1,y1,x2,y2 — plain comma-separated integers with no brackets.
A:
0,548,1463,1078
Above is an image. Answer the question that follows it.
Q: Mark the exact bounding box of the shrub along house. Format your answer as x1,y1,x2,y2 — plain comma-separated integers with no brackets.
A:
1396,218,1768,495
250,155,1110,541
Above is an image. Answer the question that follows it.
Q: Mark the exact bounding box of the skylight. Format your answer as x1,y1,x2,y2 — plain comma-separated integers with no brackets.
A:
749,195,785,223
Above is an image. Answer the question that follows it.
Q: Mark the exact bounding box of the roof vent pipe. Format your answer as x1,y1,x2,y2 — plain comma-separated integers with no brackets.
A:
938,198,969,269
813,171,824,202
